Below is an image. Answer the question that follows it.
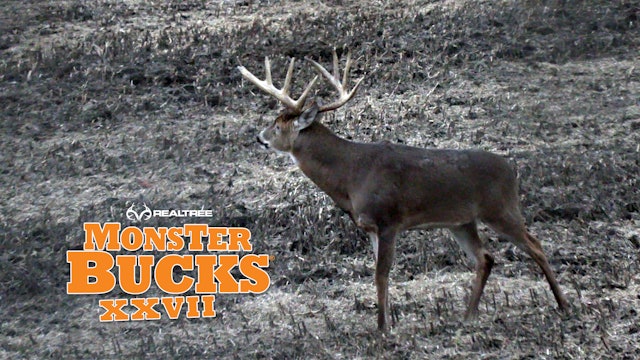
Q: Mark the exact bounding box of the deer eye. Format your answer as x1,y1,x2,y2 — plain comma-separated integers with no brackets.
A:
275,124,281,132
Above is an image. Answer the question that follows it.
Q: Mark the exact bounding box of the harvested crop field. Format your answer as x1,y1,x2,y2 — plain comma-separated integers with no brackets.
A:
1,0,639,358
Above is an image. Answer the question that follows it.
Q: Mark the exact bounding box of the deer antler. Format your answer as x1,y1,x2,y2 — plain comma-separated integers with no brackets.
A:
238,57,318,114
306,48,364,113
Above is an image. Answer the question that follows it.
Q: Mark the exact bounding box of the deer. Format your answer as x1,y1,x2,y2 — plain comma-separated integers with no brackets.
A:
238,49,570,331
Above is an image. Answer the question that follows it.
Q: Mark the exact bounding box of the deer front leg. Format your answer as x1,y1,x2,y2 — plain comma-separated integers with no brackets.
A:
374,228,397,331
356,214,398,331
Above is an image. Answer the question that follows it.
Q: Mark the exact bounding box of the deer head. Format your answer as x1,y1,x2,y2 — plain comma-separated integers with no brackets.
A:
238,49,364,153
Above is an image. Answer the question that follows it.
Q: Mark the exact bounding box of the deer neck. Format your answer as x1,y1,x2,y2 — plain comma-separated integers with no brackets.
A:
291,121,354,210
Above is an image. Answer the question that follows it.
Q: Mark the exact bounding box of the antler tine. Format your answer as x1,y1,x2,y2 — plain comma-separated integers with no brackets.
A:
264,57,272,86
306,49,364,113
299,75,319,106
342,49,352,89
282,58,295,97
307,57,340,92
332,48,340,82
238,56,318,113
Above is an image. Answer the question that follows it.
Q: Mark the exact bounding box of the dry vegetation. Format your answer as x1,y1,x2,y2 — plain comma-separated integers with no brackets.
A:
1,0,639,358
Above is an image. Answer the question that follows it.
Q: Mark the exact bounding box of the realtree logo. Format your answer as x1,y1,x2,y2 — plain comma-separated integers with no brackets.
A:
126,204,152,222
126,203,214,222
67,223,272,322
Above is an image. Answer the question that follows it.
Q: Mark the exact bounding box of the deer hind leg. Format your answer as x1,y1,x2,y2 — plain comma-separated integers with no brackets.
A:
450,222,495,320
484,212,570,313
374,227,397,331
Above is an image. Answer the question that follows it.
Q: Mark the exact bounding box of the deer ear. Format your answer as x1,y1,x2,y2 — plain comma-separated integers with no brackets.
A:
293,102,319,131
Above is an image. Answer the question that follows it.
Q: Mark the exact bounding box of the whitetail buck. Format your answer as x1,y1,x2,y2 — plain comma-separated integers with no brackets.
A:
238,49,570,331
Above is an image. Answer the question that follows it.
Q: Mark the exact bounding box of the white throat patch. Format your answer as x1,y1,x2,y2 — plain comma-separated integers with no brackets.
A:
289,153,299,165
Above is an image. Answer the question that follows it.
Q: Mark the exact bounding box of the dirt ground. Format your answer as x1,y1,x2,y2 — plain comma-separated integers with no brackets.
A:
1,0,639,358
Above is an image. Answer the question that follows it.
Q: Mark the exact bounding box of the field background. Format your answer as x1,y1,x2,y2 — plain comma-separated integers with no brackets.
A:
1,0,639,358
